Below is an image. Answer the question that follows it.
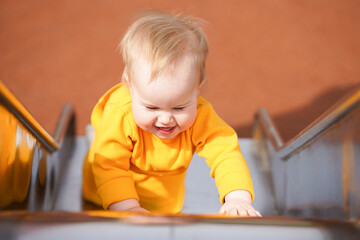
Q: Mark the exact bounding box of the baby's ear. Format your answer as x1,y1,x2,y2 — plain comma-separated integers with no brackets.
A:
122,69,130,87
197,77,207,94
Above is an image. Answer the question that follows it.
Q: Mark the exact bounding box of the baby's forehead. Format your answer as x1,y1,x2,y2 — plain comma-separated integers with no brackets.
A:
130,55,199,94
130,50,198,78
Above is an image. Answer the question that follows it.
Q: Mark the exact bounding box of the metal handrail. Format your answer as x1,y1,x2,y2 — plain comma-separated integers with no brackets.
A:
53,103,75,144
0,81,75,153
254,85,360,159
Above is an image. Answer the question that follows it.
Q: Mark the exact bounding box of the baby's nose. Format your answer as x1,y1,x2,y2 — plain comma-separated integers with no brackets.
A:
158,112,174,124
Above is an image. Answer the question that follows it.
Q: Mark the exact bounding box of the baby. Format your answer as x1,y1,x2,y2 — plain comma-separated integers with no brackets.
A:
82,12,261,217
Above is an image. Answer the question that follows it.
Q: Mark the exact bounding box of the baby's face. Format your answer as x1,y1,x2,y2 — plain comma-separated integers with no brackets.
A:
129,53,200,139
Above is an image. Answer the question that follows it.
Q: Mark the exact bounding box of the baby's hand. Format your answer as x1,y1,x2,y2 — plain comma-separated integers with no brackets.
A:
124,206,150,213
218,198,261,216
218,190,262,217
108,199,150,213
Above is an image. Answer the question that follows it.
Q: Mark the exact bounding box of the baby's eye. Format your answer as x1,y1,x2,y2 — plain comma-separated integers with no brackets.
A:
146,106,158,110
173,107,185,111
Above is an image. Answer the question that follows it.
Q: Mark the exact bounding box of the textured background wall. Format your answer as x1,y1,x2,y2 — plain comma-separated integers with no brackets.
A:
1,0,359,141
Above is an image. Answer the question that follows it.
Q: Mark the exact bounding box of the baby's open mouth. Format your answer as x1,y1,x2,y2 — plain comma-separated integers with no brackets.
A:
155,126,176,135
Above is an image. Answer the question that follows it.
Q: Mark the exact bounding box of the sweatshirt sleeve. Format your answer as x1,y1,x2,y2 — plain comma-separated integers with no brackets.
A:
191,100,254,204
92,104,138,209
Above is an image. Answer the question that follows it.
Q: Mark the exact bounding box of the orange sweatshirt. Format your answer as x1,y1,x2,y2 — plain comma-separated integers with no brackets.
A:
82,83,254,210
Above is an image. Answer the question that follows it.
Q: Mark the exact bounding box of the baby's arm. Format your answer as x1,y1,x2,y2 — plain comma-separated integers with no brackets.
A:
218,190,261,217
108,199,149,213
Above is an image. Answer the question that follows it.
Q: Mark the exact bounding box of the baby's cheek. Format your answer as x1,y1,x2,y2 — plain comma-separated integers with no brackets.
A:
178,112,197,129
133,110,153,130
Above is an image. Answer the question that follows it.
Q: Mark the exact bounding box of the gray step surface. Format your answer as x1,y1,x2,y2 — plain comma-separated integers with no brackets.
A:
12,220,338,240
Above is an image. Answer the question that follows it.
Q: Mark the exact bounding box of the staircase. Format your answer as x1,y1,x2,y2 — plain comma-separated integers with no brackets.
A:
0,81,359,239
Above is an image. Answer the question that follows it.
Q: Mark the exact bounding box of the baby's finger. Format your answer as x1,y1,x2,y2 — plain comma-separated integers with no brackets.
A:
238,208,248,217
247,208,262,217
218,206,226,215
247,209,258,217
255,210,262,217
229,207,238,216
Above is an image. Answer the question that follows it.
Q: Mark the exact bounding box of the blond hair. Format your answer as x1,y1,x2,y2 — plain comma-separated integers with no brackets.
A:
120,12,209,84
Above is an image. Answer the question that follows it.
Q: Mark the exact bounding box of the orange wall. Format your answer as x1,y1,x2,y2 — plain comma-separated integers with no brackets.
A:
1,0,359,141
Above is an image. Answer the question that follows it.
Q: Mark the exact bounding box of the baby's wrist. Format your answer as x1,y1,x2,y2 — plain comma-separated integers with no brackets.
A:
225,190,251,203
